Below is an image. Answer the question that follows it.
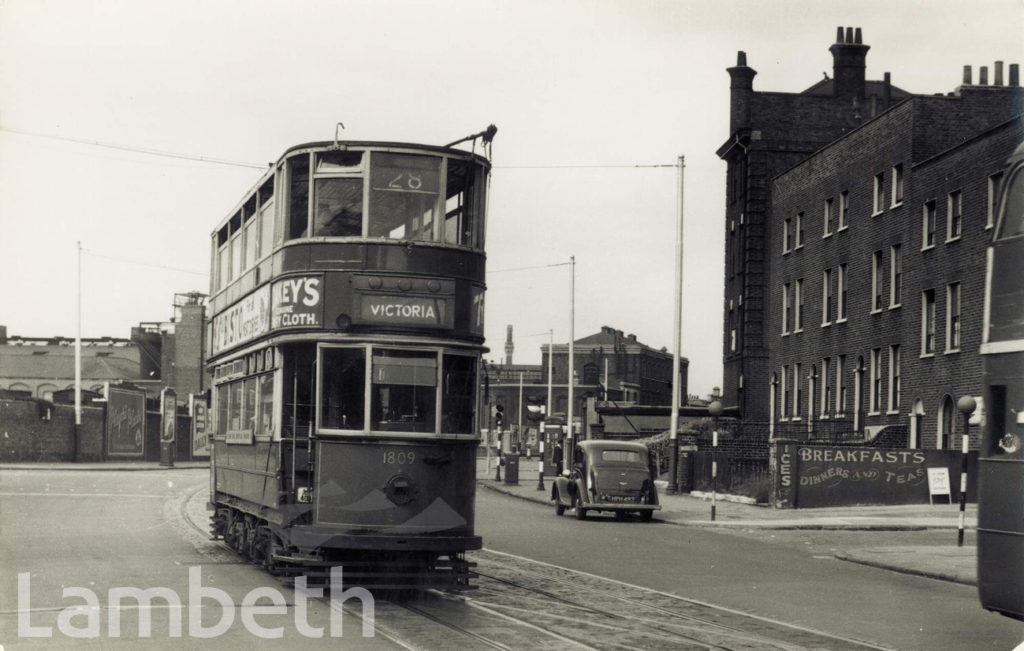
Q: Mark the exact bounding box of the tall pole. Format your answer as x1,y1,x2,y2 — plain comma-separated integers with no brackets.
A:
74,240,82,462
518,371,524,455
956,395,976,547
668,156,685,494
567,256,576,459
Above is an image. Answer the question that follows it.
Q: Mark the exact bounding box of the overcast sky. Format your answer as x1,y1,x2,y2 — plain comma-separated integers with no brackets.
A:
1,0,1021,396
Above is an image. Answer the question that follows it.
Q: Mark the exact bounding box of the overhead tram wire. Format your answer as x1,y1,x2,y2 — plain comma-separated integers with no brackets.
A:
81,248,207,277
2,126,678,173
0,126,267,170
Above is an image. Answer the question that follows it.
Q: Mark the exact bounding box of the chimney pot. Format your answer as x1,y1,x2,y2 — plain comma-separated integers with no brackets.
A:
963,65,973,85
980,66,989,85
995,61,1004,85
845,27,854,43
737,51,747,67
854,27,862,44
1010,63,1020,87
836,26,844,43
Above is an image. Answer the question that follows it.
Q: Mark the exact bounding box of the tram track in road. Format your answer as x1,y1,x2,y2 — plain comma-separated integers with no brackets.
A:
468,548,894,651
174,485,889,650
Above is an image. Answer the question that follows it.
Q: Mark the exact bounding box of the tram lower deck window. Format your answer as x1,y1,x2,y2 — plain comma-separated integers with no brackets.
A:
319,347,366,430
371,350,437,433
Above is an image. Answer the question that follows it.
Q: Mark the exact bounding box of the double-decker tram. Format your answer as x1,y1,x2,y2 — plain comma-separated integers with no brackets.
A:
978,140,1024,620
205,127,496,590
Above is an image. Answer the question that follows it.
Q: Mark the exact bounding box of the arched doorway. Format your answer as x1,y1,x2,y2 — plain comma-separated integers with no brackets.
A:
939,395,955,449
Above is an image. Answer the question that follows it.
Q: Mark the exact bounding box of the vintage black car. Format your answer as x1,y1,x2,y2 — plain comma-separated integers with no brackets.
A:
551,440,660,521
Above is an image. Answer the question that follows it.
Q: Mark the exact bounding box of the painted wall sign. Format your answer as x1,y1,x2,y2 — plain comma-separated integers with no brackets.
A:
212,284,270,355
471,285,485,335
360,295,451,328
271,276,322,329
106,387,145,457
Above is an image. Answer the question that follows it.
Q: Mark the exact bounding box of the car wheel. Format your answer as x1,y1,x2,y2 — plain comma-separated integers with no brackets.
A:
574,499,587,520
554,489,565,516
640,509,653,522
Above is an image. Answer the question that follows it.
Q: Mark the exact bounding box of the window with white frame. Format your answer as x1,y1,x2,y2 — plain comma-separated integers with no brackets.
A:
922,289,936,355
839,191,849,230
837,263,848,321
872,250,884,312
824,197,834,237
947,282,961,352
782,282,792,334
795,212,805,248
821,356,832,417
822,268,833,325
891,164,904,207
988,172,1003,229
795,278,804,332
923,200,937,249
888,344,901,412
947,190,963,241
781,365,790,419
837,354,847,415
873,173,885,214
783,218,792,253
889,244,902,308
870,348,882,414
793,363,802,418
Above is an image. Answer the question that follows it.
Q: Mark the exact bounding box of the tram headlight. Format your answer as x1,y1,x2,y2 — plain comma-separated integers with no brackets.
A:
297,487,313,503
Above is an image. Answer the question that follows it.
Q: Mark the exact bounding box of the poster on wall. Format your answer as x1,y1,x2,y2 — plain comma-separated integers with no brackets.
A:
106,387,146,458
191,394,210,458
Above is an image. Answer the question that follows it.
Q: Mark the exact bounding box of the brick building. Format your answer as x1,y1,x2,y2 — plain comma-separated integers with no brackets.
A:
720,28,1022,447
771,86,1022,448
484,325,687,444
0,292,208,401
718,27,912,421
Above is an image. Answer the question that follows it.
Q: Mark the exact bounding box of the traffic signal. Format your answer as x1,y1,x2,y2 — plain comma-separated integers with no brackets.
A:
494,404,504,427
526,395,546,421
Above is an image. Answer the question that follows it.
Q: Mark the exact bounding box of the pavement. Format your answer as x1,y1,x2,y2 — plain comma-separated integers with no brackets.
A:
475,455,980,587
0,458,980,588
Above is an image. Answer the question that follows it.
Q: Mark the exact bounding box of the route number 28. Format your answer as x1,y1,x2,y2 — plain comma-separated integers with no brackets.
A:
388,173,423,191
383,450,416,465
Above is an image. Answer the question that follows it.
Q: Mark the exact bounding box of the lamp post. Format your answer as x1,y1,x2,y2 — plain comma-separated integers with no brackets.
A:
709,400,723,521
956,395,976,547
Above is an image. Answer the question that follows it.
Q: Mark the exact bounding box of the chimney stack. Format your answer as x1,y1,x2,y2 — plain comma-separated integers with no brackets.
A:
727,50,757,133
504,324,514,366
830,26,870,100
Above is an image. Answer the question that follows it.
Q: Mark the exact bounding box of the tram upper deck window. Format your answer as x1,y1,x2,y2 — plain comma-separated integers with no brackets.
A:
369,153,441,242
445,160,483,247
996,168,1024,240
287,155,310,239
371,349,437,433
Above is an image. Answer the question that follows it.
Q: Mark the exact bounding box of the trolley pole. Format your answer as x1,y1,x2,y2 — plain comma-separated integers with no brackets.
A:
709,401,723,521
537,439,545,491
956,396,976,547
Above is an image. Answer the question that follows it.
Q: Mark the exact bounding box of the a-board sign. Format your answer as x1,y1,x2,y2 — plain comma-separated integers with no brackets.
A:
927,467,951,504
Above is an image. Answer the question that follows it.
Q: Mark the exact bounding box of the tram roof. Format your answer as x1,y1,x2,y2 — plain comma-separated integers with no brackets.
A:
281,140,492,166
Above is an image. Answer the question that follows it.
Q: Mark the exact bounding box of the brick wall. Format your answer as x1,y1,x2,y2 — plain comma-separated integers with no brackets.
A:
0,400,105,462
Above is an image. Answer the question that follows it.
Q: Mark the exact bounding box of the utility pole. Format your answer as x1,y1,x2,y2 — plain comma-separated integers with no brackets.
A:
668,156,685,493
